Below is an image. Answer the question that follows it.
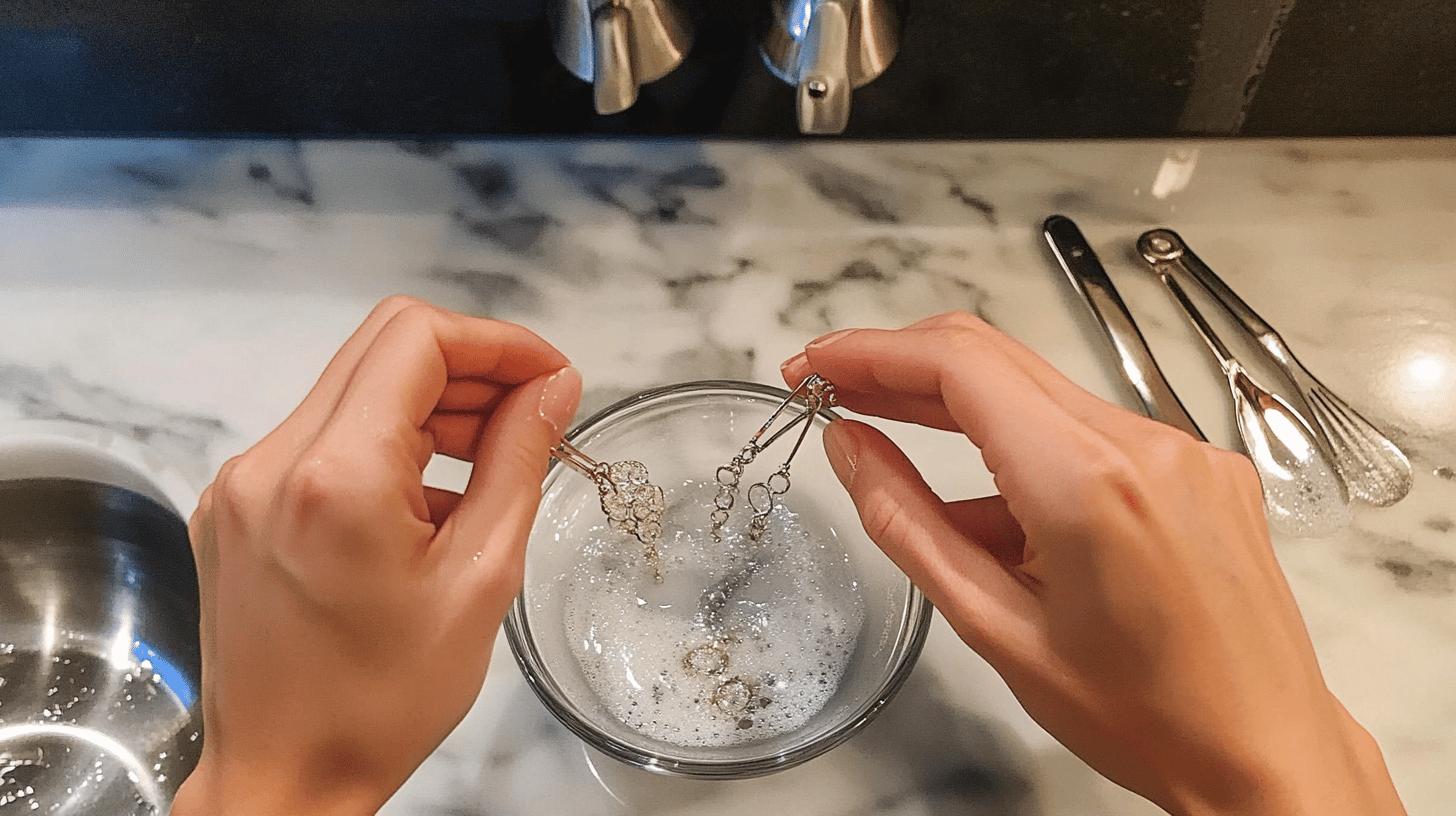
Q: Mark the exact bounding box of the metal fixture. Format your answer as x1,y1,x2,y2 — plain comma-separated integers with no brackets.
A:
550,0,694,115
0,479,202,814
1141,257,1351,537
761,0,900,134
1138,229,1412,507
1042,215,1205,440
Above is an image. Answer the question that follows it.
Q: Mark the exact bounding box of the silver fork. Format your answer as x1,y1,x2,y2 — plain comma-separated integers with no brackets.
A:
1137,229,1412,507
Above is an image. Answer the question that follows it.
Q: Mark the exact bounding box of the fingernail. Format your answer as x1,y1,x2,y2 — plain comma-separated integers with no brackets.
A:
807,328,856,350
823,421,859,488
537,366,581,437
780,351,807,375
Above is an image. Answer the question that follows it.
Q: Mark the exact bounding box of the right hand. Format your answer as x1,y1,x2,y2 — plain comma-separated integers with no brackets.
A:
782,313,1404,816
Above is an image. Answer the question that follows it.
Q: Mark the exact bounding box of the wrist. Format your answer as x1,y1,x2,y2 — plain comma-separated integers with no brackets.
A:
1166,707,1404,816
174,754,390,816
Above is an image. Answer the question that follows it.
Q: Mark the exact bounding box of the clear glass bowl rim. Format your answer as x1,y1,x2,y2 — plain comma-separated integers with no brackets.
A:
503,379,935,779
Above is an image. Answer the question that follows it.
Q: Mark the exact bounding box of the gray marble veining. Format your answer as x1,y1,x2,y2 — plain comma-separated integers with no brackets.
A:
0,137,1453,815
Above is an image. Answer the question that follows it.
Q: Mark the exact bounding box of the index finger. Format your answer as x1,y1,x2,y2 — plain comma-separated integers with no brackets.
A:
794,327,1109,496
331,305,569,431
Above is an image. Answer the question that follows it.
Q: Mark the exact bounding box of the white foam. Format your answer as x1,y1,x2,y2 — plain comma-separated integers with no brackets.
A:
553,478,865,747
1261,450,1352,538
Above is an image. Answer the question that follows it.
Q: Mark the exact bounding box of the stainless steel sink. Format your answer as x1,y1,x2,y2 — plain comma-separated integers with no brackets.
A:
0,479,202,815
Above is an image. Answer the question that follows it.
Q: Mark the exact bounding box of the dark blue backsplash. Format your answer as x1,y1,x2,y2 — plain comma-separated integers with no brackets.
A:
1,0,1451,137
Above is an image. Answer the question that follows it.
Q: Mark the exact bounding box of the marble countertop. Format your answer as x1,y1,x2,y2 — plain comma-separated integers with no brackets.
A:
1,137,1452,815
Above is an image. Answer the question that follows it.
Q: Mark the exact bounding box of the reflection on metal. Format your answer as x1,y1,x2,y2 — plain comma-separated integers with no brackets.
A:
551,0,695,115
1042,215,1206,440
1150,148,1200,200
1139,229,1413,507
1153,269,1350,537
761,0,900,134
0,480,202,814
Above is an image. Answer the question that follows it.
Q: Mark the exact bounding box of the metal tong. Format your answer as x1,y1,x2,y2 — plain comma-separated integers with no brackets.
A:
1043,215,1205,440
1137,229,1412,507
1146,264,1351,537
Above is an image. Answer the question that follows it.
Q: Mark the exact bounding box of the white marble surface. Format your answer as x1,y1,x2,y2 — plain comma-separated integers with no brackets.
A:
1,137,1453,815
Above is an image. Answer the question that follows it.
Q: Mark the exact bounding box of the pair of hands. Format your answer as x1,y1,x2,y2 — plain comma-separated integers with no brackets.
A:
173,300,1403,815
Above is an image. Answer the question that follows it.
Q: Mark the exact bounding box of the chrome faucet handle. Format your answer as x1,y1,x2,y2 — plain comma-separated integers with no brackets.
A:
761,0,900,135
552,0,695,115
591,4,638,114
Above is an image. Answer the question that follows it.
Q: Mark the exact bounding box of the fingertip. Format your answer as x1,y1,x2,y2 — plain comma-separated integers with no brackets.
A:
780,351,809,385
537,366,582,438
823,419,863,488
806,328,857,351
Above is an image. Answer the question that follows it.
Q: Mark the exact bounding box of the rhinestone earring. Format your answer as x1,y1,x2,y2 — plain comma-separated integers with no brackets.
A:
553,440,667,581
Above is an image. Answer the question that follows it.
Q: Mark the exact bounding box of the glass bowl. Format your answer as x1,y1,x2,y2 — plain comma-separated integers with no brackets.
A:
505,381,932,778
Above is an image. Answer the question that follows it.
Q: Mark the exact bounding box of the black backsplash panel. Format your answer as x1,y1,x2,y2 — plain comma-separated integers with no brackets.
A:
1,0,1452,137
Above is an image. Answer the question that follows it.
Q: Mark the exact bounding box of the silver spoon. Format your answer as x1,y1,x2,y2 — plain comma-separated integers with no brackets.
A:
1154,272,1351,537
1139,229,1412,507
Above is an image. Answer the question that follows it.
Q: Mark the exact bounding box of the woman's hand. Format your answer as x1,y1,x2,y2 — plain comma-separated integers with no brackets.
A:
173,297,581,816
782,312,1404,816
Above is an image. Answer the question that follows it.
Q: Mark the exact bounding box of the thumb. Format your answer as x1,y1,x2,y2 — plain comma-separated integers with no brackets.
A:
439,366,581,583
823,419,1040,662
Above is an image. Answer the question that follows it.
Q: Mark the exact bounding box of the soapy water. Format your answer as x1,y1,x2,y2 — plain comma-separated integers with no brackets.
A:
554,478,865,748
1260,450,1352,538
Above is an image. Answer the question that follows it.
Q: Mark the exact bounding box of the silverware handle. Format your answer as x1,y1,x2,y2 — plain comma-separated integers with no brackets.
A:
1137,229,1296,368
1159,273,1238,373
1042,215,1205,441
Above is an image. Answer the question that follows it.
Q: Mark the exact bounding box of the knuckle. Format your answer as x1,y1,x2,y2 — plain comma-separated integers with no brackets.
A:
858,491,914,546
1140,430,1209,472
480,552,526,597
1066,445,1148,509
282,447,396,523
392,302,438,330
1215,448,1262,492
376,303,441,349
281,454,345,515
371,294,429,321
933,310,984,329
212,454,267,519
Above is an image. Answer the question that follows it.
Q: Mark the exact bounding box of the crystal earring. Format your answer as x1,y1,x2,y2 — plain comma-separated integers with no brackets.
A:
553,440,667,581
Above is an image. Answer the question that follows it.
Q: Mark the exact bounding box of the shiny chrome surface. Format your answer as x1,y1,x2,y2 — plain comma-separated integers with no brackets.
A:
1139,228,1413,507
761,0,900,134
551,0,694,115
0,479,201,814
1043,215,1205,441
1155,273,1350,537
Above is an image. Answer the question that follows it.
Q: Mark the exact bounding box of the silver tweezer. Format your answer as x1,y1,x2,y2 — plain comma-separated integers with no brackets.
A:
1042,215,1206,441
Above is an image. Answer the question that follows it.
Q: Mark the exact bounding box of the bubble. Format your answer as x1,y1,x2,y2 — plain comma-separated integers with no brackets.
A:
555,478,864,748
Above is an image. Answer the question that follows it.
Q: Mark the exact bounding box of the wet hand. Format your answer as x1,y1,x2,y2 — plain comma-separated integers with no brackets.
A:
173,297,581,815
783,312,1404,816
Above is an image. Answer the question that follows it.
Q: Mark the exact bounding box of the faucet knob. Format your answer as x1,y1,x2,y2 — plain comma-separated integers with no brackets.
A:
592,4,638,114
796,1,852,133
552,0,695,116
762,0,901,135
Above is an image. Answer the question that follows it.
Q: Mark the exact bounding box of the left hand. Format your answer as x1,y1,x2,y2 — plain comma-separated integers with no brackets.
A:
172,297,581,815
